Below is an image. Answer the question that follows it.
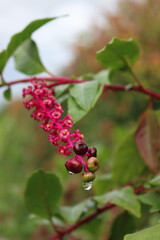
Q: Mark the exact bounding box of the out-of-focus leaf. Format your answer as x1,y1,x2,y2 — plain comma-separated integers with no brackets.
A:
14,39,47,75
94,173,114,195
124,224,160,240
57,199,95,224
3,88,11,101
79,217,102,239
149,174,160,186
94,187,141,218
113,131,145,185
138,192,160,212
109,212,137,240
96,38,140,70
135,109,160,173
25,169,62,218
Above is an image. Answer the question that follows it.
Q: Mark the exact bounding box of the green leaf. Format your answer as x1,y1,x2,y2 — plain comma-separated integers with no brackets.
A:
55,84,70,98
69,80,99,111
57,199,95,224
92,70,110,106
149,174,160,186
25,169,62,218
0,50,8,73
68,71,110,123
93,69,110,84
3,87,11,101
68,96,87,123
109,212,137,240
94,187,141,218
138,192,160,212
113,130,146,185
96,38,140,70
135,109,160,173
7,17,62,57
14,39,47,75
0,16,63,73
124,224,160,240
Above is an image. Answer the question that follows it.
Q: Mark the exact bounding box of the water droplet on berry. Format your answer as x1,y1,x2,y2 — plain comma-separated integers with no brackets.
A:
82,181,93,190
68,170,74,175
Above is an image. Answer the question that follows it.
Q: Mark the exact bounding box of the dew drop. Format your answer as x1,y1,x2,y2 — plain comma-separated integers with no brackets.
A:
68,170,74,175
82,181,93,190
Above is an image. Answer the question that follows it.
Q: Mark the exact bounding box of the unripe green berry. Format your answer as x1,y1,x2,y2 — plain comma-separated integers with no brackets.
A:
81,172,95,183
87,157,99,172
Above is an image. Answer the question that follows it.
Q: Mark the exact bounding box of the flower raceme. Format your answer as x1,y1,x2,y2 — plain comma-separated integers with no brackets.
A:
23,80,99,190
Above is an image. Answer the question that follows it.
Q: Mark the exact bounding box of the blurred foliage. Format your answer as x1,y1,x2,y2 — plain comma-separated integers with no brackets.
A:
1,0,160,239
64,0,160,90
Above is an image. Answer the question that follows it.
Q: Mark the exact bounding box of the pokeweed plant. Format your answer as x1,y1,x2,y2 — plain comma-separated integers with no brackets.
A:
1,17,160,240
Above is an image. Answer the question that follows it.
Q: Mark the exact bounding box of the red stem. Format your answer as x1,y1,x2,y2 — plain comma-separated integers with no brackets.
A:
0,76,160,100
46,203,115,240
46,185,145,240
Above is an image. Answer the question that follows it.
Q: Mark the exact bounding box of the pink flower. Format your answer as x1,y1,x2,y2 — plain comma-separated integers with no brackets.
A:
59,145,72,156
59,128,70,141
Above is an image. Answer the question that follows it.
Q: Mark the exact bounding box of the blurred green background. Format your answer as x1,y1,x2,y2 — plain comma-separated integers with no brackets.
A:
1,0,160,239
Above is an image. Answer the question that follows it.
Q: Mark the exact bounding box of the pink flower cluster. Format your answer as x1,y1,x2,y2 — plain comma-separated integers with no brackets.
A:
23,80,89,172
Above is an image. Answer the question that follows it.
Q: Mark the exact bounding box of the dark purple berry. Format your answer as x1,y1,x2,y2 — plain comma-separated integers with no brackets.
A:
65,158,82,174
73,141,88,155
87,157,99,172
88,147,97,157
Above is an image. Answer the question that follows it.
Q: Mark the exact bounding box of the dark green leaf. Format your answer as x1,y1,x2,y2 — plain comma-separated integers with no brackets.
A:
0,16,64,73
109,212,137,240
3,88,11,101
124,224,160,240
25,169,62,218
14,39,47,75
94,187,141,218
57,199,95,224
113,130,145,185
96,38,139,70
0,50,8,73
68,96,87,123
138,192,160,212
149,174,160,186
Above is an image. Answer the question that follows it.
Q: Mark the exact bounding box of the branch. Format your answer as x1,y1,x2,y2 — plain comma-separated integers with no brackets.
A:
0,76,160,100
46,185,145,240
0,76,86,87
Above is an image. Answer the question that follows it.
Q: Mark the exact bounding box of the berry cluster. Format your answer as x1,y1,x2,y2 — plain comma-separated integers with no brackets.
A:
23,80,99,189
